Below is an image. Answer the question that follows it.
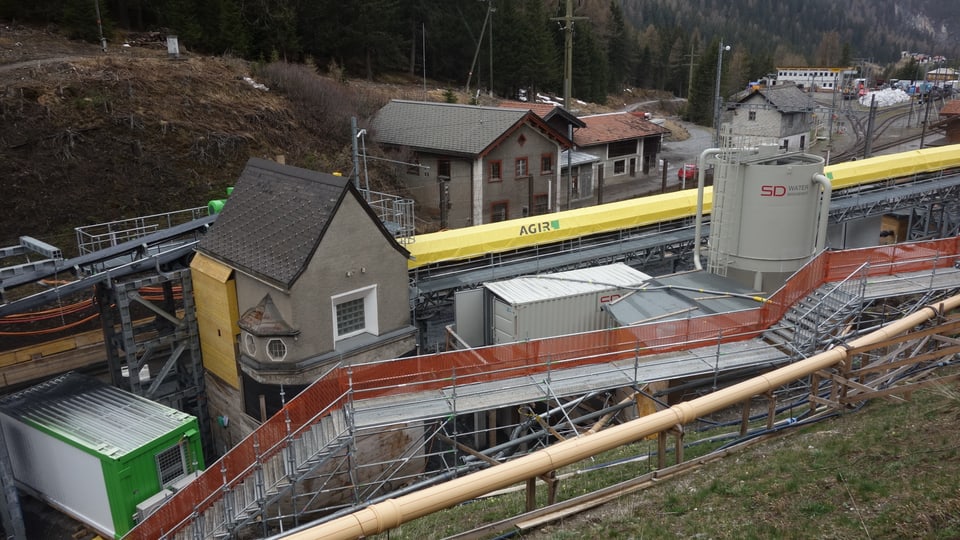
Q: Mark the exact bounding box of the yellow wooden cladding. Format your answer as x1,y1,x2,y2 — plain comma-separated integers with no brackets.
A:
190,252,241,388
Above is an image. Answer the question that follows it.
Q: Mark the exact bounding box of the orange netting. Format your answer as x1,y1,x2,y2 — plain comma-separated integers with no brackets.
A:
126,237,960,540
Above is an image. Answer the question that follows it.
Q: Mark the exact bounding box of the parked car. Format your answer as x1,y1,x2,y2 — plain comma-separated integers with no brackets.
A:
677,164,714,184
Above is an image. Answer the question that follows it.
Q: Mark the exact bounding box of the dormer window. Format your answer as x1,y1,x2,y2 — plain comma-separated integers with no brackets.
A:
237,294,299,362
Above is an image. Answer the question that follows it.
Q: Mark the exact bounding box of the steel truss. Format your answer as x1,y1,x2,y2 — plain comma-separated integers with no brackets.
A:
95,268,213,462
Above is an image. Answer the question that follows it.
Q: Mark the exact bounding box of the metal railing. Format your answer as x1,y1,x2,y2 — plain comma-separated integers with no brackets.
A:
75,207,209,255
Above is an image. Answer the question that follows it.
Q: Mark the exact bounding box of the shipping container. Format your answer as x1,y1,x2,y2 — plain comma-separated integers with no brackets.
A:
0,372,204,539
456,263,651,346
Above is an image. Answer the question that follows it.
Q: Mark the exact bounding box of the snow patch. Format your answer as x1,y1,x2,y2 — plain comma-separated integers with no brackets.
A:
858,88,910,107
243,76,269,91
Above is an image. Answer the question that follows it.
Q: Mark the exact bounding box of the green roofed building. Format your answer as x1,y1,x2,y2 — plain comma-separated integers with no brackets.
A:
0,372,204,539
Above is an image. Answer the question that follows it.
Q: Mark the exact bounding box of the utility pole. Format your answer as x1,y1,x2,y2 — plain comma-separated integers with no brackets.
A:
919,89,934,148
465,1,494,96
551,0,586,211
686,42,699,100
551,0,587,109
714,40,731,146
863,94,877,159
488,2,494,97
94,0,107,51
827,72,838,160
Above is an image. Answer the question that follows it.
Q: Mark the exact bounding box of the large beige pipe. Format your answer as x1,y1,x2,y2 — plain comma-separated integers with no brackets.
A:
279,294,960,540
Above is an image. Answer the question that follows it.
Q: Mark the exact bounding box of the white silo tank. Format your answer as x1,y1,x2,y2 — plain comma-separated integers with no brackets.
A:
707,148,829,292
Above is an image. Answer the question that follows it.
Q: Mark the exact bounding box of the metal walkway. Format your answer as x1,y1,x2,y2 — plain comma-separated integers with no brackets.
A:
364,265,960,429
124,238,960,540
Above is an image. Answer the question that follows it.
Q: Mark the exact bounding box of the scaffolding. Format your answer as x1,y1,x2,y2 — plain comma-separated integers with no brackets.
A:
125,238,960,540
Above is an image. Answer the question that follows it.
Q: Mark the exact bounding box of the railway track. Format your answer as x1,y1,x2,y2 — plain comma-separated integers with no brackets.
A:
831,98,946,163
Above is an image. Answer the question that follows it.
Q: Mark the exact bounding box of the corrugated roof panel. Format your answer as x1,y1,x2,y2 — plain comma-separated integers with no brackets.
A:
484,263,650,305
0,372,194,458
603,271,763,326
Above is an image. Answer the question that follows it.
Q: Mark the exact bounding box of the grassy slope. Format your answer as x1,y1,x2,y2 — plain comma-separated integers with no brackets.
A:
377,383,960,539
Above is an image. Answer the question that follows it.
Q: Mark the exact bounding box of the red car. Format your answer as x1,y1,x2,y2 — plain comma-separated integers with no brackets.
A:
677,164,714,184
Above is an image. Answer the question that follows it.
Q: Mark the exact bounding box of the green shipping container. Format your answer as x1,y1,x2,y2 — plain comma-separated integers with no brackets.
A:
0,372,205,539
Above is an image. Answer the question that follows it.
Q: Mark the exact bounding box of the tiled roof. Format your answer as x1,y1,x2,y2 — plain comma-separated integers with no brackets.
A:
498,100,586,129
573,111,668,147
498,100,560,118
370,100,530,157
738,84,817,112
940,99,960,116
198,158,366,289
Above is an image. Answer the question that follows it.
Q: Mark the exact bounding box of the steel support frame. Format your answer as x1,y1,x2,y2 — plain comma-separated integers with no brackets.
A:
96,268,212,461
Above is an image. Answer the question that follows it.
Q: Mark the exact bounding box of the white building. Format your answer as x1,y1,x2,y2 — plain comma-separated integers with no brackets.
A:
775,67,857,92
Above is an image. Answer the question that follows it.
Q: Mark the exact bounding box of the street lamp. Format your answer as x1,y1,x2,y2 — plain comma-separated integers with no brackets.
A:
714,40,731,145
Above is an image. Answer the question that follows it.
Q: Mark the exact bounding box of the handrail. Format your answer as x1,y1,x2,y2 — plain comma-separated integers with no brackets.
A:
124,236,960,540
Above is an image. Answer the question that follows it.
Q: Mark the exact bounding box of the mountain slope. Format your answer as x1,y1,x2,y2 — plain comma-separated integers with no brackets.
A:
622,0,960,63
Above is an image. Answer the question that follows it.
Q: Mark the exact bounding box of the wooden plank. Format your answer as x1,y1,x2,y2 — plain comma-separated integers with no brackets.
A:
849,344,960,376
0,328,104,367
0,346,105,388
840,373,960,404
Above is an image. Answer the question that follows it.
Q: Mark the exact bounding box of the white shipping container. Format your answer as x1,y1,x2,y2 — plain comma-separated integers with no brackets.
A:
483,263,651,345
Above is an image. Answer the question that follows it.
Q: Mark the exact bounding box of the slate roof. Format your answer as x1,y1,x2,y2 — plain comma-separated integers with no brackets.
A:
370,100,568,158
198,158,408,289
736,84,817,113
238,294,299,336
573,111,668,147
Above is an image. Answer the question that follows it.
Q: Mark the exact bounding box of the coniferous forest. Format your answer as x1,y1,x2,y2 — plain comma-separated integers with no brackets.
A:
2,0,958,126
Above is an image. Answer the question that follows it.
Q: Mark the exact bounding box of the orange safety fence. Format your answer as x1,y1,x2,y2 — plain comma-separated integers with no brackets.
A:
125,237,960,540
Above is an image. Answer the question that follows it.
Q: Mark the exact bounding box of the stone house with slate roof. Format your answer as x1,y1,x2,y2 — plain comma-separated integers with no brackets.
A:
728,83,818,152
194,157,416,427
370,100,572,229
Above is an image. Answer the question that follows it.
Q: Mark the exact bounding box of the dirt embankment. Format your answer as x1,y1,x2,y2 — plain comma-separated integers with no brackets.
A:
0,25,321,249
0,23,685,250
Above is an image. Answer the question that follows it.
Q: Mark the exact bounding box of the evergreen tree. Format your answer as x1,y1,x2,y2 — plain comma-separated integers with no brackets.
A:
572,23,607,104
686,37,720,126
606,1,632,94
62,0,113,43
156,0,202,49
840,43,852,67
494,0,558,100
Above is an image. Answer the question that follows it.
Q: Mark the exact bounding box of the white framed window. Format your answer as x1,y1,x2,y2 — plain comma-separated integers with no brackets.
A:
332,285,379,340
267,338,287,361
243,332,257,356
